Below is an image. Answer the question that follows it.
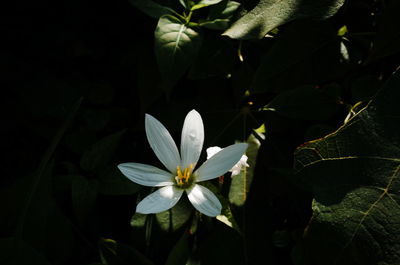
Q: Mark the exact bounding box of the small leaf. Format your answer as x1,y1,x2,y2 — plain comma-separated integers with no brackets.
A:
80,130,126,172
155,15,203,91
229,133,261,206
191,0,224,11
165,231,190,265
223,0,345,39
156,198,193,232
129,0,177,19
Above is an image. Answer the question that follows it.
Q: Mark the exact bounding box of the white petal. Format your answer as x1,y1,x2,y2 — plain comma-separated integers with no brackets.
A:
180,110,204,169
118,163,174,187
136,186,183,214
195,143,248,182
206,146,222,159
145,114,181,173
186,184,221,217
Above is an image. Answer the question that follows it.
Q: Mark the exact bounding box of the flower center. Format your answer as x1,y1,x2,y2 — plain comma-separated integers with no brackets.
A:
175,164,194,189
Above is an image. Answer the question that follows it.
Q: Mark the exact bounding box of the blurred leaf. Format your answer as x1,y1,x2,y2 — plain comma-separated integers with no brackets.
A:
156,199,193,232
80,130,126,172
229,133,261,206
264,85,342,121
223,0,344,39
0,237,51,265
71,175,98,224
366,0,400,63
99,238,153,265
128,0,177,19
165,231,190,265
251,21,337,93
155,15,203,92
216,202,240,232
191,0,224,11
294,70,400,264
130,213,148,228
98,165,141,195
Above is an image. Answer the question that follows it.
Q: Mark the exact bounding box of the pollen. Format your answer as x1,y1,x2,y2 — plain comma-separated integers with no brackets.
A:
175,164,194,188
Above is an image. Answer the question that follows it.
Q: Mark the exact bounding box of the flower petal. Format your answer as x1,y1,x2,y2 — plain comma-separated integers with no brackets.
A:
195,143,248,182
186,184,221,217
118,163,174,187
145,114,181,173
180,110,204,169
136,186,183,214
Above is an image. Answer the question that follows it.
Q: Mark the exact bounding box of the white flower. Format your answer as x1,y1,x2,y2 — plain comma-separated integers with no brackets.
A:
118,110,248,217
206,146,249,177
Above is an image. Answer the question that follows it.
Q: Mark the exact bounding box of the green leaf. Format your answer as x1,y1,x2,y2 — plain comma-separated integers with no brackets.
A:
99,238,153,265
80,130,126,172
191,0,224,11
0,237,51,265
130,213,148,228
71,175,98,224
154,15,203,91
128,0,177,19
98,165,141,195
229,133,261,206
200,1,240,30
264,85,342,121
156,199,193,232
366,1,400,64
165,231,190,265
223,0,345,39
293,70,400,264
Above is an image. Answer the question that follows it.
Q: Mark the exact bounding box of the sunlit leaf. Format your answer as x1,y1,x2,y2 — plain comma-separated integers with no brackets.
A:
294,70,400,264
156,199,193,232
154,15,203,91
223,0,345,39
229,133,261,206
130,212,148,228
191,0,224,11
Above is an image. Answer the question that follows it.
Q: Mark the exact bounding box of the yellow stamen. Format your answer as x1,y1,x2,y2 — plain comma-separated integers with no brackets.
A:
175,164,194,187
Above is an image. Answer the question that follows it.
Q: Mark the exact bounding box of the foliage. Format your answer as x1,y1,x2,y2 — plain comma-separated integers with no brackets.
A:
1,0,400,264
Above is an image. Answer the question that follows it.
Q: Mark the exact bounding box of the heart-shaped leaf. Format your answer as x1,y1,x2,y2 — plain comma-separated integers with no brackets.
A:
294,70,400,265
154,15,203,91
223,0,345,39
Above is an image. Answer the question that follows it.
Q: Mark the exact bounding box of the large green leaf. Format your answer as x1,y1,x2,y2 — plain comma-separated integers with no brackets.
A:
154,15,203,91
155,199,193,232
223,0,345,39
293,70,400,265
191,0,224,11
